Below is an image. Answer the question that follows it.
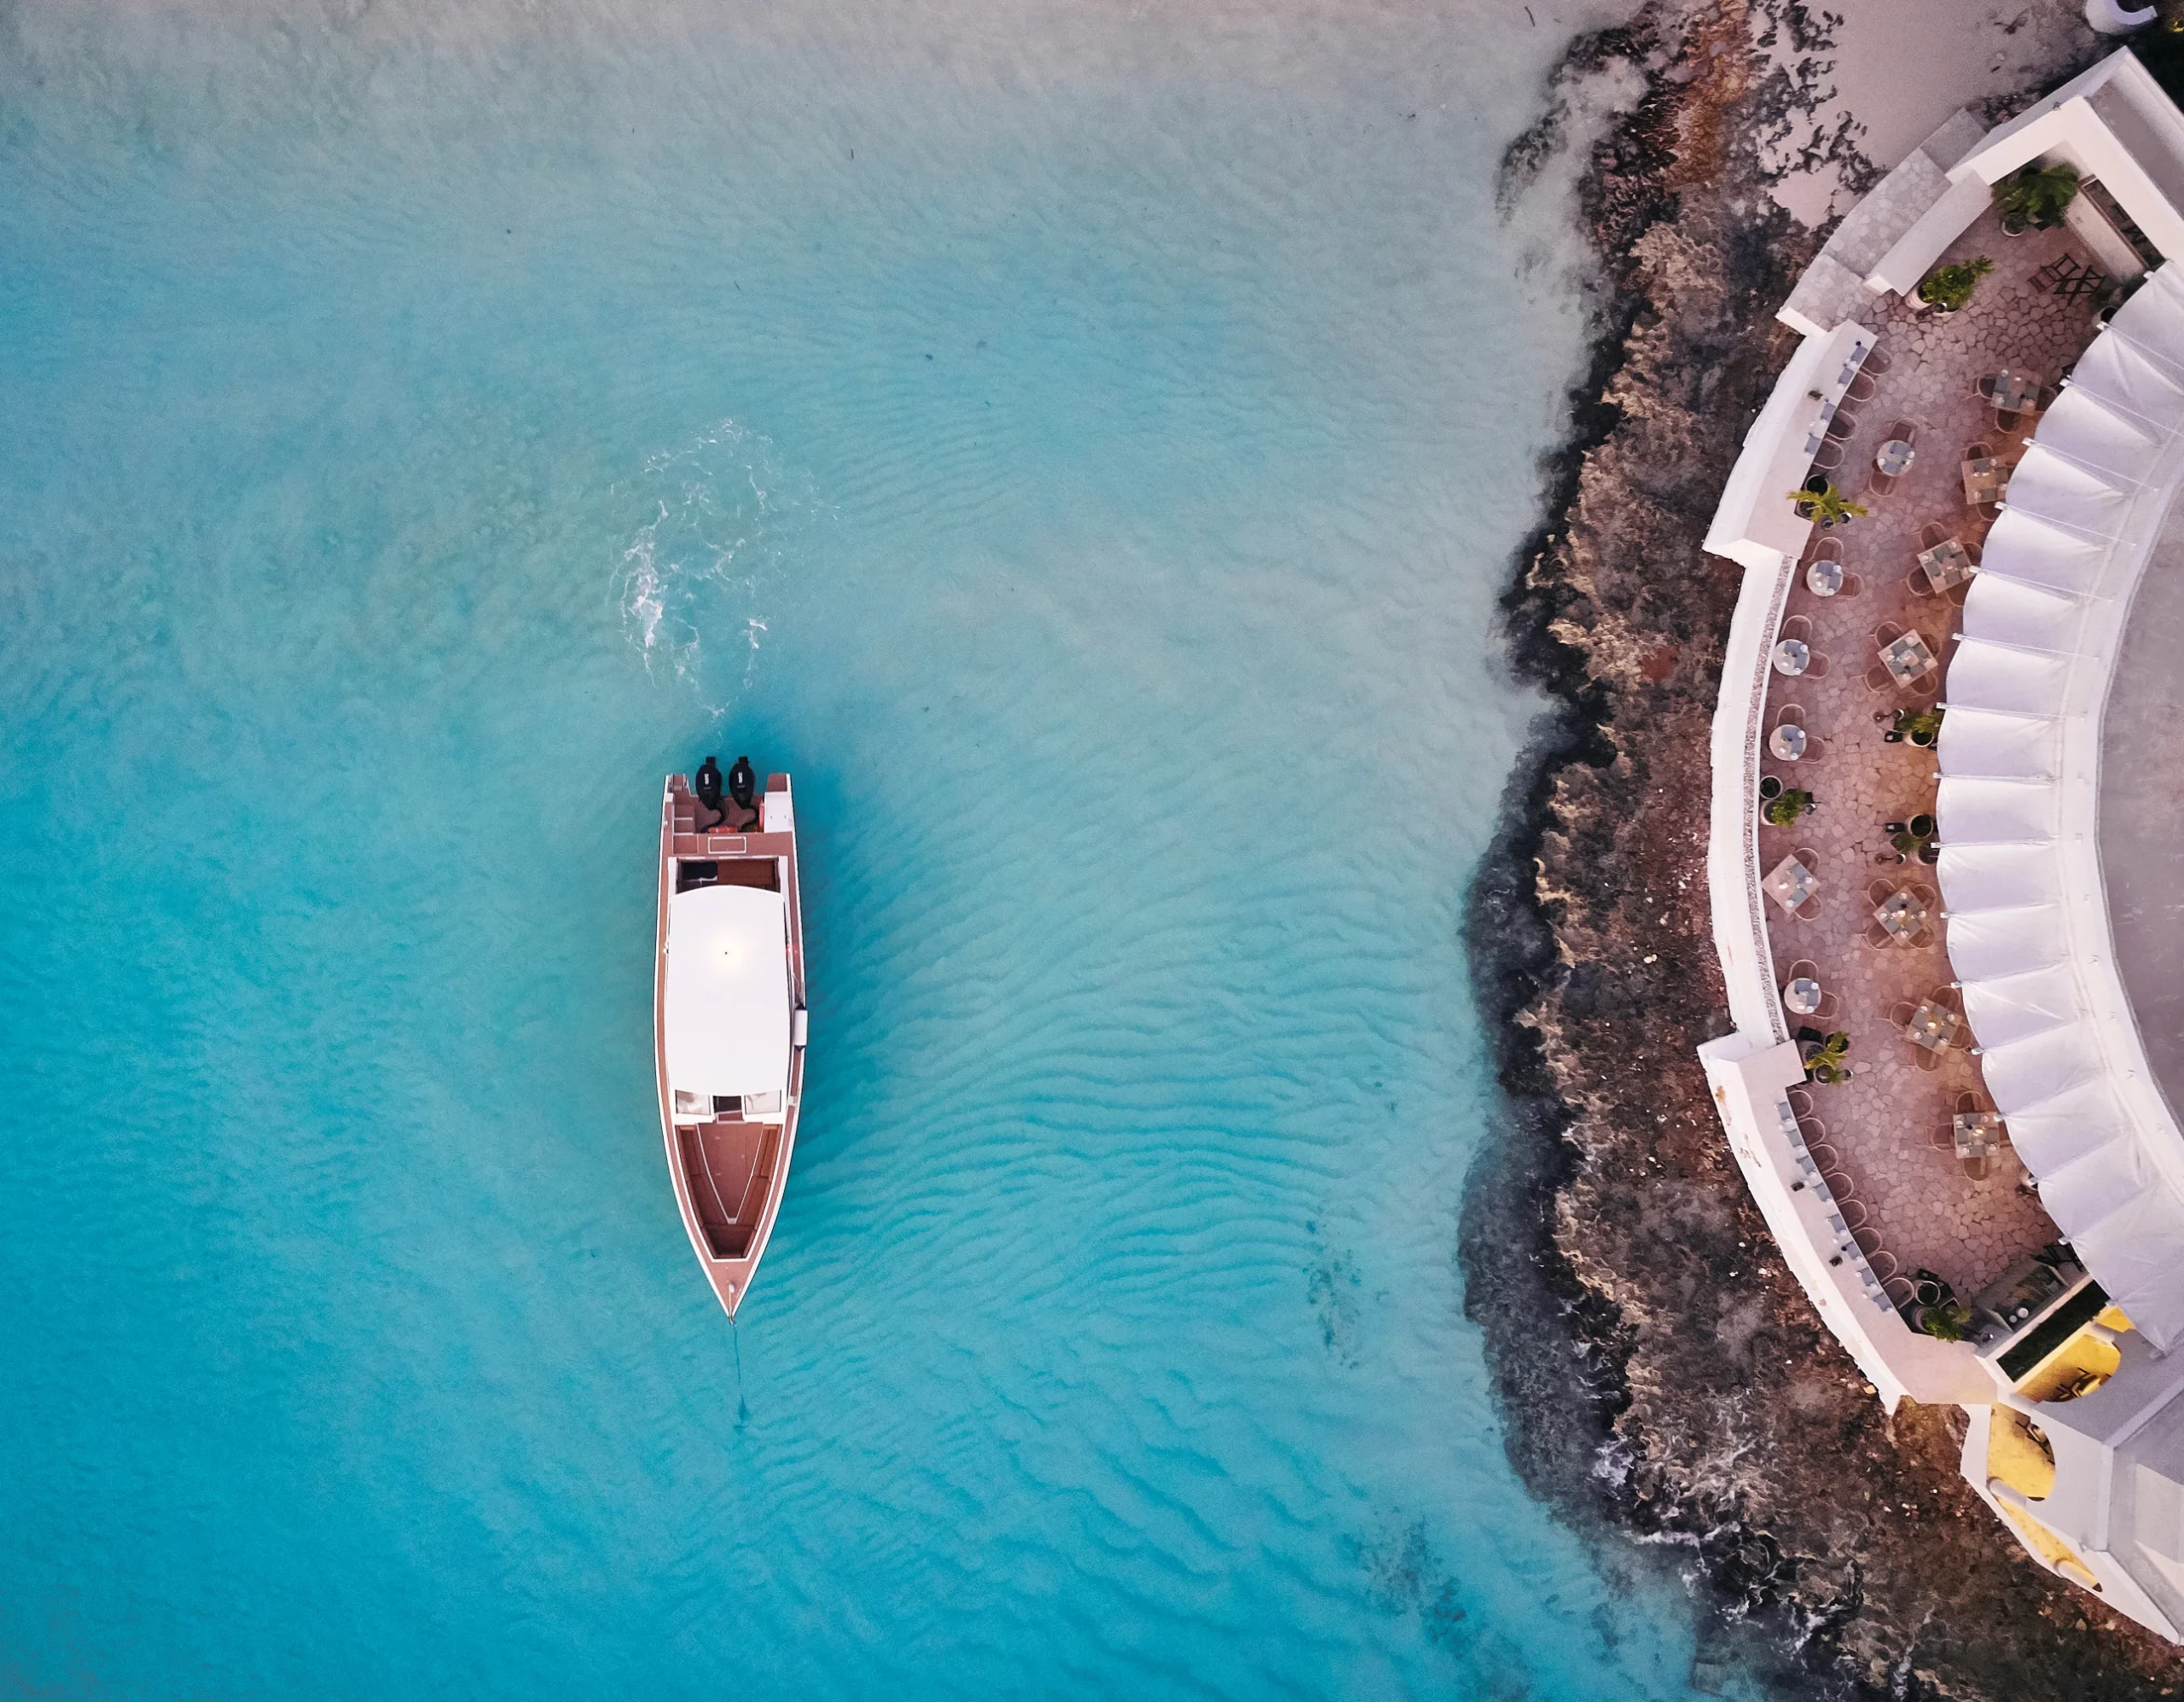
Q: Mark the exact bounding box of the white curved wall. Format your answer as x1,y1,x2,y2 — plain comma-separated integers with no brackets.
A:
1939,262,2184,1348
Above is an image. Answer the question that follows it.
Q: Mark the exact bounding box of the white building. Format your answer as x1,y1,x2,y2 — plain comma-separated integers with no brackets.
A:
1700,48,2184,1637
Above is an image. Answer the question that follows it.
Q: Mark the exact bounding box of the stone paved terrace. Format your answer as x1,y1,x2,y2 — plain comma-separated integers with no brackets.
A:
1757,208,2107,1306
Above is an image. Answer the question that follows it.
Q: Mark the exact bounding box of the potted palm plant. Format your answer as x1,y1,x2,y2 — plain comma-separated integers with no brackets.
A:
1918,257,1995,314
1804,1030,1853,1085
1763,787,1814,828
1885,706,1945,746
1919,1299,1973,1341
1994,162,2081,234
1788,482,1869,527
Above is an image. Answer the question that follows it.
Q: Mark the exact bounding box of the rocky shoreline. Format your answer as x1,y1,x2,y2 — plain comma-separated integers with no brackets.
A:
1463,5,2184,1696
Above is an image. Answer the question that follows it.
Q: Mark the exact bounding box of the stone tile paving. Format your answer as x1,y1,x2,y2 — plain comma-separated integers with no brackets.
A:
1757,210,2106,1303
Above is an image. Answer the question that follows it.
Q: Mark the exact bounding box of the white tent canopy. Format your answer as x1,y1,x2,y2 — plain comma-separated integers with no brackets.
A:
663,883,793,1107
1939,261,2184,1348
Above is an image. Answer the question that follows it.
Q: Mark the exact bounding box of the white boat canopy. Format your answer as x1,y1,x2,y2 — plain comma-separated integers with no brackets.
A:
1939,261,2184,1348
664,884,793,1103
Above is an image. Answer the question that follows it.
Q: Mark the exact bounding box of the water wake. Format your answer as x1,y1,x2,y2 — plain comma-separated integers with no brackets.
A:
614,419,818,710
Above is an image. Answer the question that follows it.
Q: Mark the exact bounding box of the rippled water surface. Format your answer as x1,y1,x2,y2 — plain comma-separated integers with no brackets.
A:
1,3,1728,1697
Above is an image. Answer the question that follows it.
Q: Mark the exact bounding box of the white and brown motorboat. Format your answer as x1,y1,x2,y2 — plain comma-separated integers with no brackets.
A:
654,764,807,1317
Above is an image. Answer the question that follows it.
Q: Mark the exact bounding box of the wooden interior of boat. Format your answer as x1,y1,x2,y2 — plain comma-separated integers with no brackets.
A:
676,1118,782,1259
675,857,779,894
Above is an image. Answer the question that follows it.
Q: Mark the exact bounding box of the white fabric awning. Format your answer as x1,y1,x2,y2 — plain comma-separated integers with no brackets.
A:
1939,260,2184,1347
664,883,793,1103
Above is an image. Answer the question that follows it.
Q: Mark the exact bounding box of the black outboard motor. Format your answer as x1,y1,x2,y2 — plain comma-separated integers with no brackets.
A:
695,756,725,810
727,754,758,810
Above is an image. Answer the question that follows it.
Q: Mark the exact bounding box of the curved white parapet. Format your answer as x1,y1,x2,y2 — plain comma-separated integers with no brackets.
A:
2085,0,2158,36
1939,263,2184,1348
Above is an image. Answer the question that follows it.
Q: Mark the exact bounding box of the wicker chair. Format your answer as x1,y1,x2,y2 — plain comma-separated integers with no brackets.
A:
1813,439,1845,472
2057,266,2109,301
1918,520,1950,552
1826,405,1861,442
1838,572,1865,600
2034,254,2085,290
1865,662,1896,694
1846,372,1878,403
1864,346,1893,375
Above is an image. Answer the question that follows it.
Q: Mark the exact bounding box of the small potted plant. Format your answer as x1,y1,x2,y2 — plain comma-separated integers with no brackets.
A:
1787,481,1870,528
1804,1030,1853,1084
1919,1299,1973,1341
1994,162,2081,235
1763,787,1814,828
1886,706,1945,746
1758,775,1785,804
1918,257,1995,315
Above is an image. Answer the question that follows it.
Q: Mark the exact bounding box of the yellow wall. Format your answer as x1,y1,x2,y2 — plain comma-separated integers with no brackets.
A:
2017,1329,2123,1403
1988,1410,2057,1501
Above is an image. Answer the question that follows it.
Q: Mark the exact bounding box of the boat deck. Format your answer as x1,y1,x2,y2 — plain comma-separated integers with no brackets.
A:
676,1118,783,1259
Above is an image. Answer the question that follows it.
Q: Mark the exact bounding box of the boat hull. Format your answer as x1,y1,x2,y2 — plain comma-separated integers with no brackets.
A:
654,771,807,1316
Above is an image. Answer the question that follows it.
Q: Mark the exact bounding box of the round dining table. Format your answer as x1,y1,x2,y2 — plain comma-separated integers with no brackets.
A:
1769,723,1808,760
1772,638,1810,676
1876,439,1916,477
1782,977,1823,1016
1806,559,1844,596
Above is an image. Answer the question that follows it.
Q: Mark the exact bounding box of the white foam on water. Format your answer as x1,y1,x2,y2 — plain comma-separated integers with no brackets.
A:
614,420,817,701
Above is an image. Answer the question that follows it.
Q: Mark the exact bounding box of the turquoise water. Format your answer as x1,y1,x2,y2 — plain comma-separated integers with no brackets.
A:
0,4,1730,1698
